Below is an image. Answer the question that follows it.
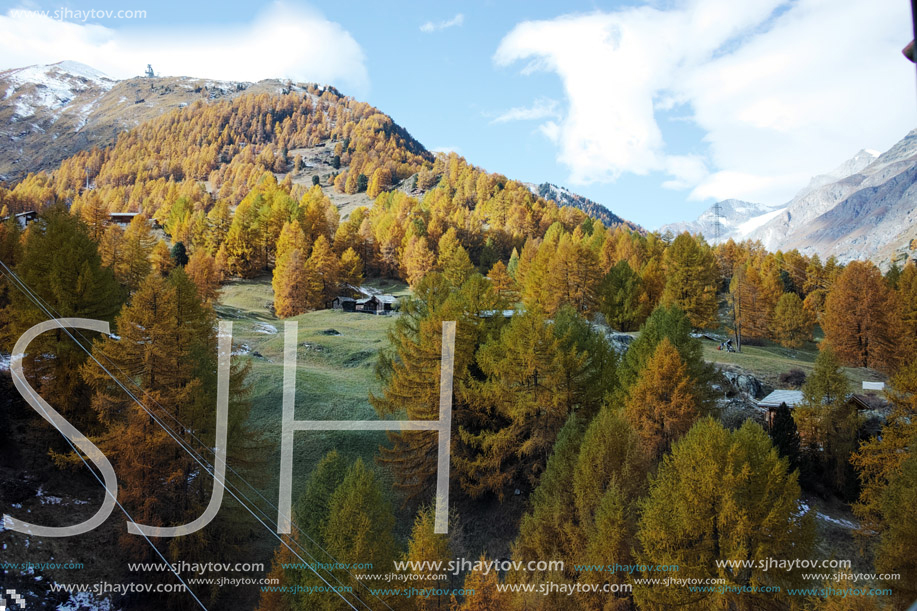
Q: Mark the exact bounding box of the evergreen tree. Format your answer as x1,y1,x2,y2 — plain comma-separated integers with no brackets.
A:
306,235,339,307
2,207,123,432
795,347,861,497
661,233,719,328
322,460,397,595
507,247,520,279
372,273,502,499
170,241,189,267
618,305,717,410
598,260,645,331
458,306,588,496
402,505,453,610
338,247,364,290
624,338,700,459
487,260,519,304
772,291,812,348
769,402,801,472
635,419,813,610
185,249,221,302
823,260,900,371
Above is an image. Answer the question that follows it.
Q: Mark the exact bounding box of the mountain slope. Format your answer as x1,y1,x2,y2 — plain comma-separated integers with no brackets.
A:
748,130,917,263
527,182,641,231
658,199,781,242
0,61,314,182
0,61,638,234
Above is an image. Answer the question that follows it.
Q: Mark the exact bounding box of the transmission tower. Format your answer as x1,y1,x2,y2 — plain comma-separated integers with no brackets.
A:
712,200,723,245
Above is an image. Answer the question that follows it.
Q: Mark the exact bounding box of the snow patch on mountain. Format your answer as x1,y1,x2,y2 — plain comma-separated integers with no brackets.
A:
1,61,114,119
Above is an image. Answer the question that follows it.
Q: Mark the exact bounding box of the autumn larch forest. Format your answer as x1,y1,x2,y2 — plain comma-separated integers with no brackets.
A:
1,83,915,611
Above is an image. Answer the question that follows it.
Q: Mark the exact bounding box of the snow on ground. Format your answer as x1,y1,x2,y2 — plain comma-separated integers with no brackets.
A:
56,591,116,611
734,208,785,239
816,512,858,530
231,343,252,356
36,486,63,506
252,323,278,335
2,61,114,119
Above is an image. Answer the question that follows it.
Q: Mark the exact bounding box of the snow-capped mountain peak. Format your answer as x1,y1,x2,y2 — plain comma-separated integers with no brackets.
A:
1,60,115,118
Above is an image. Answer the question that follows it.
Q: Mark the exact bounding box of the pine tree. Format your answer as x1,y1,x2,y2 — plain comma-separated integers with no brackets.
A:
338,247,364,290
403,235,436,288
458,307,587,497
487,260,519,304
514,414,585,570
185,249,221,302
170,241,189,267
769,402,801,471
2,207,123,432
635,419,813,610
119,214,156,291
322,460,397,595
624,338,700,459
823,260,900,371
598,260,645,331
874,454,917,606
306,235,339,307
795,347,861,496
661,233,719,328
293,450,349,539
507,247,520,279
618,305,717,410
451,555,509,611
772,291,812,348
402,506,453,610
372,273,502,499
150,239,175,276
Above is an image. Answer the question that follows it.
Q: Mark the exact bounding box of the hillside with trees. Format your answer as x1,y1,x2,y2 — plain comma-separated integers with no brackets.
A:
1,85,915,610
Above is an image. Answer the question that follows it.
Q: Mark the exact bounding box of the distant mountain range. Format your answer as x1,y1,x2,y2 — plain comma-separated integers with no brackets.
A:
660,131,917,266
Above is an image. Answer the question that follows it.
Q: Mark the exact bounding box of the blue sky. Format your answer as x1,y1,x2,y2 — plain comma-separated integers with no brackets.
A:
1,0,915,228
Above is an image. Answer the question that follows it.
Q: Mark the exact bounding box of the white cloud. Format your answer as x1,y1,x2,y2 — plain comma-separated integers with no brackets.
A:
420,14,464,33
491,97,560,124
0,2,369,94
662,155,708,190
495,0,916,205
